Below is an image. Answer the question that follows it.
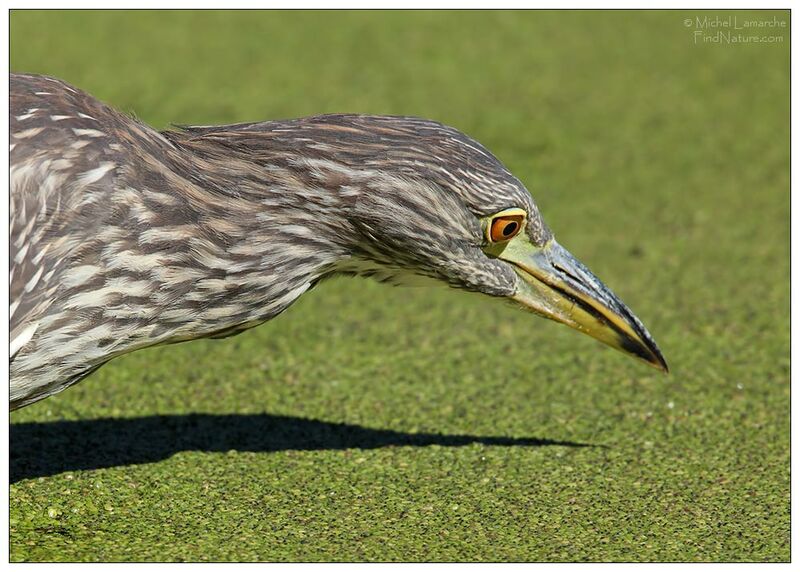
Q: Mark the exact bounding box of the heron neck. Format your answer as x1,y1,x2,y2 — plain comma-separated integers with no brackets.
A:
137,148,355,346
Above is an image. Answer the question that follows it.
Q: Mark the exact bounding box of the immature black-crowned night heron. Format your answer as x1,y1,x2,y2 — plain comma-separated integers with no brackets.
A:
10,73,667,410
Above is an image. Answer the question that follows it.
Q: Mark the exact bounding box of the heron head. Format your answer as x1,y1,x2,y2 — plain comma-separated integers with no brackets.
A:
304,115,667,372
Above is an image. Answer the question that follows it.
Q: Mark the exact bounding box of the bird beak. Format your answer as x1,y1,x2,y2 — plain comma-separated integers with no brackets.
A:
494,237,668,372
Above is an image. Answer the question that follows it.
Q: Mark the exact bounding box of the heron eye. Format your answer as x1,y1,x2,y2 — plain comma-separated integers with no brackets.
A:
488,215,524,242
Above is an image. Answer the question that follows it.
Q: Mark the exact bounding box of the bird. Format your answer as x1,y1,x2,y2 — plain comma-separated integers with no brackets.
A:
10,73,667,411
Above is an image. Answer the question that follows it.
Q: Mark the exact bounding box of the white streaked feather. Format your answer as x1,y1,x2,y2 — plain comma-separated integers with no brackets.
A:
11,323,38,358
24,266,45,293
77,162,116,185
71,128,106,138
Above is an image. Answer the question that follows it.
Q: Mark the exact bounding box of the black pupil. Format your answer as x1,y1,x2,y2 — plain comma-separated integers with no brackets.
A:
502,222,518,236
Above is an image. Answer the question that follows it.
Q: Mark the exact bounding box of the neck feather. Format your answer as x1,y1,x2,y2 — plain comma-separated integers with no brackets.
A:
118,137,361,348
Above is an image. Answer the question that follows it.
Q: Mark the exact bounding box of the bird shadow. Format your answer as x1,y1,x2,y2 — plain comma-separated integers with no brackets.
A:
10,413,598,483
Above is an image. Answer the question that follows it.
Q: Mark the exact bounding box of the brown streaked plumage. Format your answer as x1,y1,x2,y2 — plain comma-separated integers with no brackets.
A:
10,73,666,410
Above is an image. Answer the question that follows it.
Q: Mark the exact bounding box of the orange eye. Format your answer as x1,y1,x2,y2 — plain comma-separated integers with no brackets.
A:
488,215,524,242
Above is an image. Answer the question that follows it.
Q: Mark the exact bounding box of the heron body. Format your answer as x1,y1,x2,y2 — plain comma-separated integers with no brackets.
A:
10,73,666,410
